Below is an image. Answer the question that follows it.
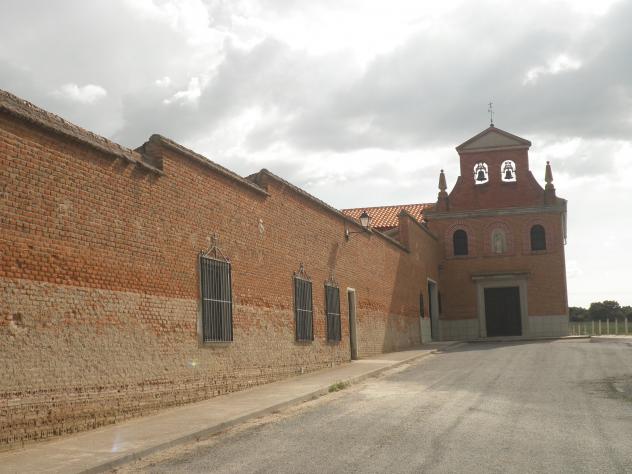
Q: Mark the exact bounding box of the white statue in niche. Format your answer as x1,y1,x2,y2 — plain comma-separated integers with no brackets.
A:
492,229,506,254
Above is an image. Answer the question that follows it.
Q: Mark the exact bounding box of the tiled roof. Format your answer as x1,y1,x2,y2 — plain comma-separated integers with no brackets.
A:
342,203,434,230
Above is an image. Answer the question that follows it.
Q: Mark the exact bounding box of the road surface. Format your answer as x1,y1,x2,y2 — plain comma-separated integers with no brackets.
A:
119,339,632,473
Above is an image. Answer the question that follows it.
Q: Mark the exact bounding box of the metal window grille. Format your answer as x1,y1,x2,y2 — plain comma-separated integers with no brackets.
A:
530,225,546,251
200,255,233,342
325,284,341,341
419,292,425,318
453,229,468,256
294,274,313,342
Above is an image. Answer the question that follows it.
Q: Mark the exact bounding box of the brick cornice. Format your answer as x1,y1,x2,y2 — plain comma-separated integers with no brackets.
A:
425,202,566,221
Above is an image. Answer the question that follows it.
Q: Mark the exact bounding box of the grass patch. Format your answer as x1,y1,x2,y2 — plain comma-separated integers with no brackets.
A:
328,381,350,393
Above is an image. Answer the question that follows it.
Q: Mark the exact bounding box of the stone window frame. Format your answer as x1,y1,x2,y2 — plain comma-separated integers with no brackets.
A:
445,222,476,258
484,221,515,256
472,272,530,338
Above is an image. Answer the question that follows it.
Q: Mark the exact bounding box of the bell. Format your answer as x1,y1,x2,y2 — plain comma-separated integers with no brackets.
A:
476,170,487,181
504,169,514,180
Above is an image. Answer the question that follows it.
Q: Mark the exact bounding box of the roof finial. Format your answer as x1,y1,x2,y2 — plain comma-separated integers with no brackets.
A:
488,101,494,127
437,169,449,211
545,161,554,188
438,169,447,192
544,161,556,204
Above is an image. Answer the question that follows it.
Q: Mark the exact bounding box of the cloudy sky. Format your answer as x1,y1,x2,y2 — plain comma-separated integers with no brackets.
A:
1,0,631,307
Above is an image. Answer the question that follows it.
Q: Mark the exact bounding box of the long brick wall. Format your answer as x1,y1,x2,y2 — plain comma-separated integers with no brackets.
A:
0,100,439,450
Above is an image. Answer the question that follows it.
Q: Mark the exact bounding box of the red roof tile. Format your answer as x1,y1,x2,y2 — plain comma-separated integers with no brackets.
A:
342,203,434,231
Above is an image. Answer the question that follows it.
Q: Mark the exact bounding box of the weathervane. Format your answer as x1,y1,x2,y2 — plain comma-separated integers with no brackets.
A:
488,101,494,127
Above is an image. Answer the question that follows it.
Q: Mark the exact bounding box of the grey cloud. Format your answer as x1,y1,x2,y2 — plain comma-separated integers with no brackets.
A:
549,142,619,177
237,1,632,153
2,0,631,155
1,0,224,144
116,36,355,147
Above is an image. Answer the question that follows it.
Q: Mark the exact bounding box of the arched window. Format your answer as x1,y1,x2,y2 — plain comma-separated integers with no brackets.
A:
473,162,489,184
530,225,546,251
501,160,517,182
453,229,468,256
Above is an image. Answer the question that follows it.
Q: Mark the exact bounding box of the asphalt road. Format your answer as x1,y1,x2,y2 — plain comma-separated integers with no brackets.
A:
120,339,632,473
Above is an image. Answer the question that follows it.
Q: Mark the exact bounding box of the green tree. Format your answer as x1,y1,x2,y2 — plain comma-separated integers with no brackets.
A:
588,300,624,321
569,306,588,322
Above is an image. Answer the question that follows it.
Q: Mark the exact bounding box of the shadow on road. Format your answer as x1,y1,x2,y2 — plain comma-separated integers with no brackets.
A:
436,338,588,353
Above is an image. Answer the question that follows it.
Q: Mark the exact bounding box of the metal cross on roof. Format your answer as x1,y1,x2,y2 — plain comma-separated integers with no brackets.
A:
488,101,494,127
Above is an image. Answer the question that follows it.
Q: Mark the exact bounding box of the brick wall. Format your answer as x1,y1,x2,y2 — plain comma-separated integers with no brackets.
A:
0,110,439,450
427,141,568,330
429,212,568,321
450,148,547,211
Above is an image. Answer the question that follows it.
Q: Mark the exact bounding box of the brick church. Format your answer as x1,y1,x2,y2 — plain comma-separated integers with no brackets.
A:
344,125,569,341
0,90,568,449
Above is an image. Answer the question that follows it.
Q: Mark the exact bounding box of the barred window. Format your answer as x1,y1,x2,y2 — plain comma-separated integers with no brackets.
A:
294,276,313,341
325,284,341,342
419,292,425,318
200,255,233,342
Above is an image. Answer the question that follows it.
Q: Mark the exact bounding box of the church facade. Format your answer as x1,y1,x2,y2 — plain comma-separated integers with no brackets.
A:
427,126,568,340
345,126,569,341
0,89,567,449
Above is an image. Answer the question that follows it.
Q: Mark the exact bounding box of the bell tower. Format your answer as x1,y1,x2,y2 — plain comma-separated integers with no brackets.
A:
424,125,568,342
440,126,548,211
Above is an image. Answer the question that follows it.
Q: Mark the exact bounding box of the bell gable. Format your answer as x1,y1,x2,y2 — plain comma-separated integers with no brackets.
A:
434,126,550,212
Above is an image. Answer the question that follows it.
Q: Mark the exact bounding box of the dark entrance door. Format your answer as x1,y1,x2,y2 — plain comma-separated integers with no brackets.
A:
484,287,522,337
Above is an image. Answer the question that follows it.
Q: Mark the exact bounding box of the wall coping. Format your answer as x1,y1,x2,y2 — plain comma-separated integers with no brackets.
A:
252,169,410,253
0,89,162,174
0,88,421,256
147,134,269,196
398,209,438,241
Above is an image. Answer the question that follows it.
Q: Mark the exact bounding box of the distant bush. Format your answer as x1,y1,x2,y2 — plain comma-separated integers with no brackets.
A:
570,300,632,321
